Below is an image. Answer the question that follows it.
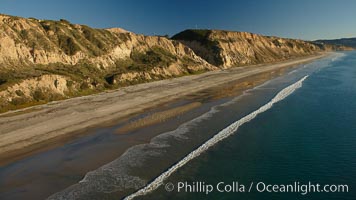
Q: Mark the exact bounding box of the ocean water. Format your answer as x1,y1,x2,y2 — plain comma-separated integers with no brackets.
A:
43,52,356,199
136,52,356,200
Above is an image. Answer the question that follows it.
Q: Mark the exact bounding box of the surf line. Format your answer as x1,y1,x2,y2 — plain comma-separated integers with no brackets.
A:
124,75,309,200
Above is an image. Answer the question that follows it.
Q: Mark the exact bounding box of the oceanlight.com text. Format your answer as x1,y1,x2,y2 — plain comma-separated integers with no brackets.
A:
164,181,349,195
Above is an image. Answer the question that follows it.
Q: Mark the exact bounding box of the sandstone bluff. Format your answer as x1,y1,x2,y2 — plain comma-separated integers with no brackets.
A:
0,14,350,112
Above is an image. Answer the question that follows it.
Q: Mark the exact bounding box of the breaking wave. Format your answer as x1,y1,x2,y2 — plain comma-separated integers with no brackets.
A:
124,75,309,200
48,52,344,199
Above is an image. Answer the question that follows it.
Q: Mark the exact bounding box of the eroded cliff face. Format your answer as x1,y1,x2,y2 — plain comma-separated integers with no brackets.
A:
172,29,323,68
0,15,212,69
0,15,344,113
0,14,215,112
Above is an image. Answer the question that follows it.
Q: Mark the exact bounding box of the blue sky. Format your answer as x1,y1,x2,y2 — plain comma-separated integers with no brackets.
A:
1,0,355,40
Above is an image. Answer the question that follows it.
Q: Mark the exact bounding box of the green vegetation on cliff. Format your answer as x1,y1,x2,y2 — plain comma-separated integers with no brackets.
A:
0,14,214,113
172,29,323,68
1,14,348,113
172,29,223,66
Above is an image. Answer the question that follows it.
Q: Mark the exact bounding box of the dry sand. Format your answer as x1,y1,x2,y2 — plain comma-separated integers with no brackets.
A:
0,53,328,165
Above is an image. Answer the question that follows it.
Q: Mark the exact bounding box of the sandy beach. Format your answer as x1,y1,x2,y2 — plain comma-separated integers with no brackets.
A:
0,53,328,166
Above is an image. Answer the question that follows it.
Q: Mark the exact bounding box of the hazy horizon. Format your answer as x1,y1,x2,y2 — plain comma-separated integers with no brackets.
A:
1,0,356,41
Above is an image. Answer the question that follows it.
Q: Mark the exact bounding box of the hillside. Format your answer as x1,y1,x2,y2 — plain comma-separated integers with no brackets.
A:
0,15,341,113
314,37,356,49
172,29,332,68
0,14,215,112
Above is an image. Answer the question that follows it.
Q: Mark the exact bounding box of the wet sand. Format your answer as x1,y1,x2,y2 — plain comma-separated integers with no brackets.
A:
0,98,217,200
115,102,202,134
0,53,328,166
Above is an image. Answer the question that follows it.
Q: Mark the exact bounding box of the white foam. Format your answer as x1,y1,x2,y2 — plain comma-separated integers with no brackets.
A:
48,83,257,200
330,52,346,62
124,75,309,200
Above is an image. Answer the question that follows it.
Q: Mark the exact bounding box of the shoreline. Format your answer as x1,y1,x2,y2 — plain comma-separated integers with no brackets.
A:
0,53,329,166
